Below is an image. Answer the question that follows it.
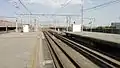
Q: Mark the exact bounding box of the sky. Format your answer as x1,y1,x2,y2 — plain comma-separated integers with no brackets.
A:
0,0,120,26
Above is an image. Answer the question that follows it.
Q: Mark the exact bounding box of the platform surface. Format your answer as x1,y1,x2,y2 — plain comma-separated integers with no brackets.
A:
0,32,39,68
66,31,120,44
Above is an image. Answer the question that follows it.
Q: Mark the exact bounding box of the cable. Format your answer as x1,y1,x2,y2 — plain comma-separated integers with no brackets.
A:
84,0,120,11
60,0,73,8
18,0,32,14
50,0,73,8
51,0,73,16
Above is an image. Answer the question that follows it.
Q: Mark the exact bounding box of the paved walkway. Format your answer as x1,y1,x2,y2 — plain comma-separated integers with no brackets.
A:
0,32,39,68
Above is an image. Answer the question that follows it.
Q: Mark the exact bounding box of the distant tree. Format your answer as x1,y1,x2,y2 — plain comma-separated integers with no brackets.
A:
110,26,116,29
96,26,103,29
104,26,110,29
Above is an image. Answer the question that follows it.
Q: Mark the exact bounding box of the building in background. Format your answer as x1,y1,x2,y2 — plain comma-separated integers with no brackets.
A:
23,24,30,32
69,24,81,32
111,22,120,29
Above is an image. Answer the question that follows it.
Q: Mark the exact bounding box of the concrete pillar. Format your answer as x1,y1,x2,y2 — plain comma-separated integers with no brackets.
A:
16,19,18,32
6,26,8,32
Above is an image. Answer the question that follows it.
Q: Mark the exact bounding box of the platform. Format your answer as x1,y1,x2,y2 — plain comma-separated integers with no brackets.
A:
0,31,53,68
65,31,120,44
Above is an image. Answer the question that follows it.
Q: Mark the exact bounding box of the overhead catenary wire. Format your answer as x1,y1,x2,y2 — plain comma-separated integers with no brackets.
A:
50,0,73,8
53,0,120,13
51,0,120,18
84,0,120,11
60,0,73,8
18,0,32,14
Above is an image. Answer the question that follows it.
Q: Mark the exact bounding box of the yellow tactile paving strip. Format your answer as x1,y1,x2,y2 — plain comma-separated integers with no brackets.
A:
29,32,41,68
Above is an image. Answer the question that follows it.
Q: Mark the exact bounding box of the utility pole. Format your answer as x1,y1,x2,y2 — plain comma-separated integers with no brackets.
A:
91,18,95,32
54,19,57,31
66,16,69,32
68,16,71,28
81,0,84,32
34,19,37,32
89,21,92,32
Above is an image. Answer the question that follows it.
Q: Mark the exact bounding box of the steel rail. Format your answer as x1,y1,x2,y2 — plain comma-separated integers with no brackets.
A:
49,30,120,68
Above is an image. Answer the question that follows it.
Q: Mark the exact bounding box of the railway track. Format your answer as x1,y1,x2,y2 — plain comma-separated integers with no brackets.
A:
43,30,120,68
64,35,120,61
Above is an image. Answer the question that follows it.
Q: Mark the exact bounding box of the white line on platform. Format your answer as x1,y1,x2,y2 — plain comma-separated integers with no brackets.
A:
43,60,53,66
41,32,45,39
